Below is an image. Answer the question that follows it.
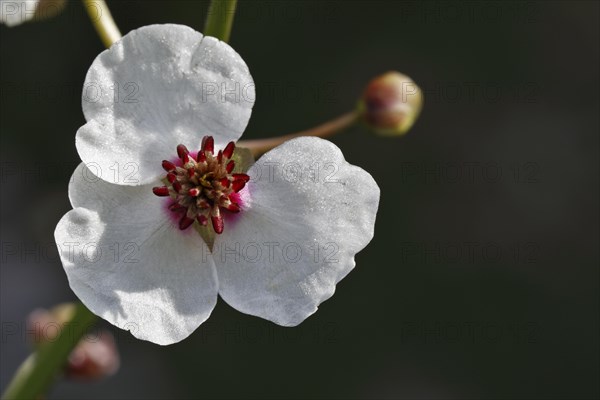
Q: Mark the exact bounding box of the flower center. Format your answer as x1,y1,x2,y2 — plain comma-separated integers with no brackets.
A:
152,136,249,234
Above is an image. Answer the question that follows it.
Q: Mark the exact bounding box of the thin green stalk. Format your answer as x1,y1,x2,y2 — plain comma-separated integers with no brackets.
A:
82,0,122,48
204,0,238,42
2,303,98,400
238,112,359,157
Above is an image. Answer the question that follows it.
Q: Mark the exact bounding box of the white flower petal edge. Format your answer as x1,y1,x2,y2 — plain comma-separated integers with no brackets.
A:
217,137,380,326
0,0,38,26
76,24,255,186
55,163,218,345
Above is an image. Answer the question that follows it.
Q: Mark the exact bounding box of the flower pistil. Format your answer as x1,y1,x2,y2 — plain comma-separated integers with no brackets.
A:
152,136,249,234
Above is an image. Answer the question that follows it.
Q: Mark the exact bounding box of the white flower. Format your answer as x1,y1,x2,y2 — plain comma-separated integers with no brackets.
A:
0,0,64,27
55,24,380,345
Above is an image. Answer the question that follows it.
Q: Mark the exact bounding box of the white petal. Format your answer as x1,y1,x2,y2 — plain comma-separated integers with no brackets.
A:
76,24,255,185
216,137,380,326
55,163,218,345
0,0,39,26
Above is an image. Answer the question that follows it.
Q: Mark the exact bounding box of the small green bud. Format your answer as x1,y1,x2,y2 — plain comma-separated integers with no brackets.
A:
358,71,423,136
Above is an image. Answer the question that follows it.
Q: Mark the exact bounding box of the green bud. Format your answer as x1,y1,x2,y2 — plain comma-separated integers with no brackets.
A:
358,71,423,136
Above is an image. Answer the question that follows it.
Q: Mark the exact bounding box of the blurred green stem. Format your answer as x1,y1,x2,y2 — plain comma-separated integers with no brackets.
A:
204,0,237,42
1,303,97,400
238,111,359,157
82,0,122,48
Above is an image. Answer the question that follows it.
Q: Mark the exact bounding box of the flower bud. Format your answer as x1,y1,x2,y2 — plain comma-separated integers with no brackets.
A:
27,304,76,345
65,330,120,381
358,71,423,136
27,304,120,381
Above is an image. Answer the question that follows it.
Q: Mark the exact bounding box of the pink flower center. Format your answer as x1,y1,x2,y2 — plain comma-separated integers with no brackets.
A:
152,136,249,234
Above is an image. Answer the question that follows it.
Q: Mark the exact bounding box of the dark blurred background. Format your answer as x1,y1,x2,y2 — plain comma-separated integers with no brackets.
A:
1,1,598,398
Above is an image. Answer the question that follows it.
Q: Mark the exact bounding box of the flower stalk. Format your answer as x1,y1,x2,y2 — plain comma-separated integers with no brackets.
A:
82,0,122,48
1,303,98,400
204,0,237,42
238,111,359,157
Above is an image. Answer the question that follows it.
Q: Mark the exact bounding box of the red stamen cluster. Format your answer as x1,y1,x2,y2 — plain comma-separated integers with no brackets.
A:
152,136,249,234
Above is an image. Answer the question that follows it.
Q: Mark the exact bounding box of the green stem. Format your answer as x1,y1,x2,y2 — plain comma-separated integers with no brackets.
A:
82,0,122,48
203,0,238,42
1,303,98,400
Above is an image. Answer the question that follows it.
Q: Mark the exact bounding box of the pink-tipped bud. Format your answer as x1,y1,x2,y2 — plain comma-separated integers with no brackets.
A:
211,215,224,234
152,186,170,197
177,144,189,159
223,142,235,159
65,330,120,381
201,136,214,154
231,180,246,193
226,160,235,173
27,304,119,381
172,181,183,193
169,203,186,212
162,160,176,172
358,71,423,136
179,215,195,230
